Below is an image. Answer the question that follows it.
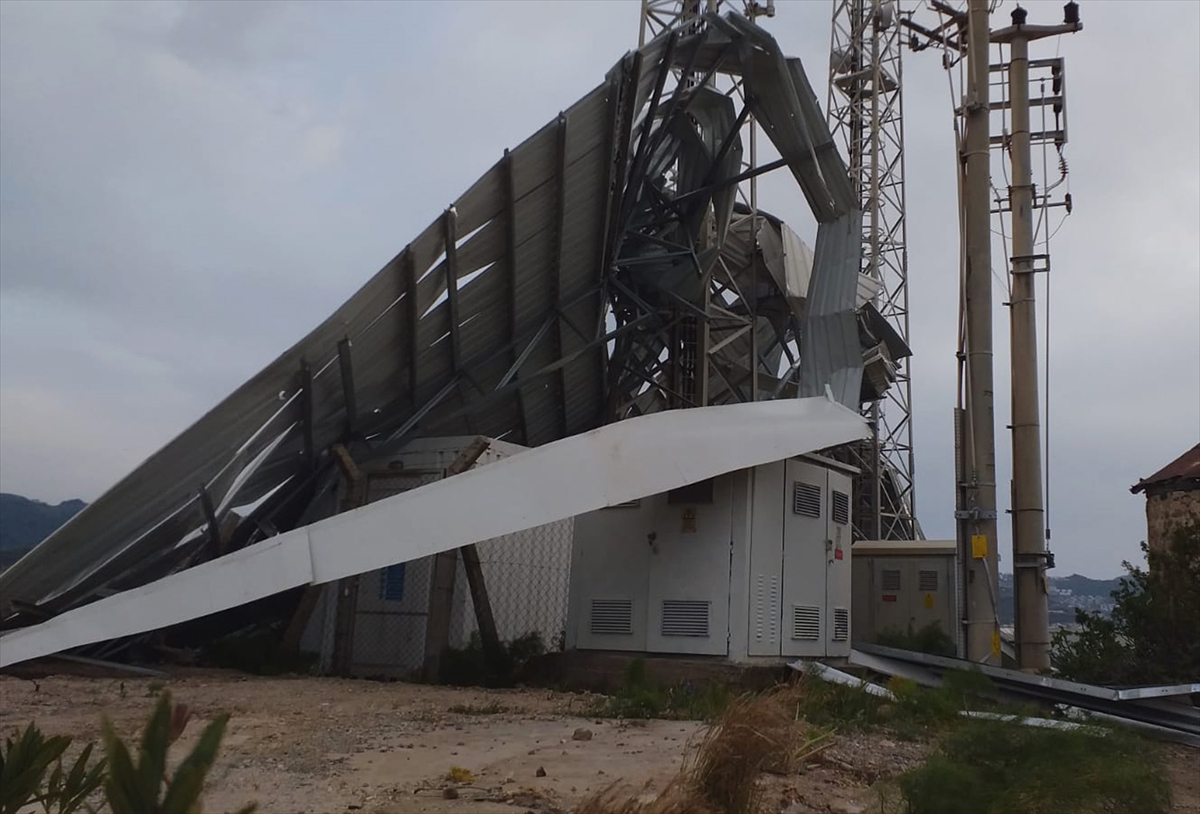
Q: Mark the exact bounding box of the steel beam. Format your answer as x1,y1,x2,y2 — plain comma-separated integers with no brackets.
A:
337,337,357,438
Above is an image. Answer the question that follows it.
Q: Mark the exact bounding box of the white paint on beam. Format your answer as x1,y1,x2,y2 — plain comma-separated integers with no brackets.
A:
0,394,867,668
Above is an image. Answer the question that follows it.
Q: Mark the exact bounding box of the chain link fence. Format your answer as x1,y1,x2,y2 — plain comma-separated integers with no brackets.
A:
298,470,574,681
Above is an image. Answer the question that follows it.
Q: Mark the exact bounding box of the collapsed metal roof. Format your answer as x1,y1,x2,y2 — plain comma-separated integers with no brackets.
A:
0,13,885,626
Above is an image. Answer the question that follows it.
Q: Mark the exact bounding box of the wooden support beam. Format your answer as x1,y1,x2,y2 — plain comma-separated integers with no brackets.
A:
337,337,357,438
330,443,368,677
459,543,503,670
421,436,491,682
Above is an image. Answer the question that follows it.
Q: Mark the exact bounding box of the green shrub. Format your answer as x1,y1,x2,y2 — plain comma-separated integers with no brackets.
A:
590,659,734,721
100,691,256,814
1052,522,1200,686
438,630,547,687
200,628,319,677
787,666,996,737
875,622,957,657
899,717,1170,814
2,691,256,814
0,722,104,814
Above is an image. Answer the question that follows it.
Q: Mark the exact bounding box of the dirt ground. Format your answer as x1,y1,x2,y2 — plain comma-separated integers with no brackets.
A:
0,669,1196,814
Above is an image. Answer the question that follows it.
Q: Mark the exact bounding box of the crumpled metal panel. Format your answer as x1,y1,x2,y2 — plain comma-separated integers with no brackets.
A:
800,211,865,407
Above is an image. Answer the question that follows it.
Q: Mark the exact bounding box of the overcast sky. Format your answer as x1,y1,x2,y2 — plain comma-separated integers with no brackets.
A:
1,0,1196,578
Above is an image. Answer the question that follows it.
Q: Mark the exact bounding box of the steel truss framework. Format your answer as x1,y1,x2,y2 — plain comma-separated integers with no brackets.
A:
633,0,785,414
827,0,918,541
641,0,918,541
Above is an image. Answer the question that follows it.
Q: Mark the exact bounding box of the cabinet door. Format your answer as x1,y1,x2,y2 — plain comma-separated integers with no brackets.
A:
781,460,830,658
748,462,785,657
824,469,853,656
645,477,732,656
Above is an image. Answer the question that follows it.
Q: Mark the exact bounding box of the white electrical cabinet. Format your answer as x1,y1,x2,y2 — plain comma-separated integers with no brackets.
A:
567,455,855,663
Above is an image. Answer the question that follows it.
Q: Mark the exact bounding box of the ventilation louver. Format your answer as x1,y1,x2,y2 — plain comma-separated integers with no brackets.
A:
831,490,851,526
882,569,901,592
792,605,821,640
793,482,821,517
832,608,850,642
753,575,780,643
919,570,939,592
590,599,633,635
661,600,710,637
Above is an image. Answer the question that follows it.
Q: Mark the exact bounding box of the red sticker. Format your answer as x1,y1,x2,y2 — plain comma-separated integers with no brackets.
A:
882,594,897,602
834,548,844,560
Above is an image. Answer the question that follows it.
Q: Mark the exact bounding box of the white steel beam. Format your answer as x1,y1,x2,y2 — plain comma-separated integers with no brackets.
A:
0,394,866,668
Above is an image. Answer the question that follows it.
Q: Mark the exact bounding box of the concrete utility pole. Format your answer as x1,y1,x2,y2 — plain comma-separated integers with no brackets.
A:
991,3,1081,671
960,0,1001,665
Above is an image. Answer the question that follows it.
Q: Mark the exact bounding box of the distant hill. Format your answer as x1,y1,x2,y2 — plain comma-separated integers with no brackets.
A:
999,572,1122,626
0,493,87,570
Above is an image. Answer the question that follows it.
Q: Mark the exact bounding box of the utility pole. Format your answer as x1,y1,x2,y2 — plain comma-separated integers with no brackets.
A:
991,3,1081,671
960,0,1000,665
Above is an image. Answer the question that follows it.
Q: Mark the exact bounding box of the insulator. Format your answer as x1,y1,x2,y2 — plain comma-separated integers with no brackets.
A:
1058,155,1068,176
1064,1,1080,25
878,0,895,29
1064,193,1073,214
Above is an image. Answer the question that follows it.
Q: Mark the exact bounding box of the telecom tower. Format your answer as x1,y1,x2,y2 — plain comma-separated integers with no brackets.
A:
636,0,776,412
640,0,919,543
827,0,917,542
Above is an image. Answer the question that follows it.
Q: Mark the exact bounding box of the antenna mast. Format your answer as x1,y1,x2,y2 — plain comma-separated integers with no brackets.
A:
828,0,918,542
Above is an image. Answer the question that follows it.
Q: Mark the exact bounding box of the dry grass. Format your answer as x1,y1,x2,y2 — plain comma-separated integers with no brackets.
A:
574,778,718,814
577,683,832,814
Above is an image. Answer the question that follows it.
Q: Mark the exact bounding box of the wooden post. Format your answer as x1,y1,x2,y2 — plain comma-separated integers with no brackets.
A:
330,444,369,677
460,543,505,671
421,437,494,682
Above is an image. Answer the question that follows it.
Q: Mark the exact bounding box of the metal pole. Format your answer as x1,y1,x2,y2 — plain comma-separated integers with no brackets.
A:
962,0,1000,664
867,1,883,541
1006,30,1050,671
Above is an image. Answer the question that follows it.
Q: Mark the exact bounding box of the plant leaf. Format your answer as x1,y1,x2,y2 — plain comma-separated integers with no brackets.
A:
0,723,70,814
137,692,173,807
160,715,229,814
101,718,145,814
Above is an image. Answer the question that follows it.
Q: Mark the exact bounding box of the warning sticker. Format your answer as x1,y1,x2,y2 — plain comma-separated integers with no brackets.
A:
681,508,696,533
923,592,934,609
991,629,1002,657
971,534,988,559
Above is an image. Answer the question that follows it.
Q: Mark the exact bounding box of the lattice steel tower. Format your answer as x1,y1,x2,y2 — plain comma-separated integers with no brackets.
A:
827,0,918,540
638,0,917,542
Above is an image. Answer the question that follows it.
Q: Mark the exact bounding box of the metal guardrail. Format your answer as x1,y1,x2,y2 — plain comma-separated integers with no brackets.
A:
848,643,1200,747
